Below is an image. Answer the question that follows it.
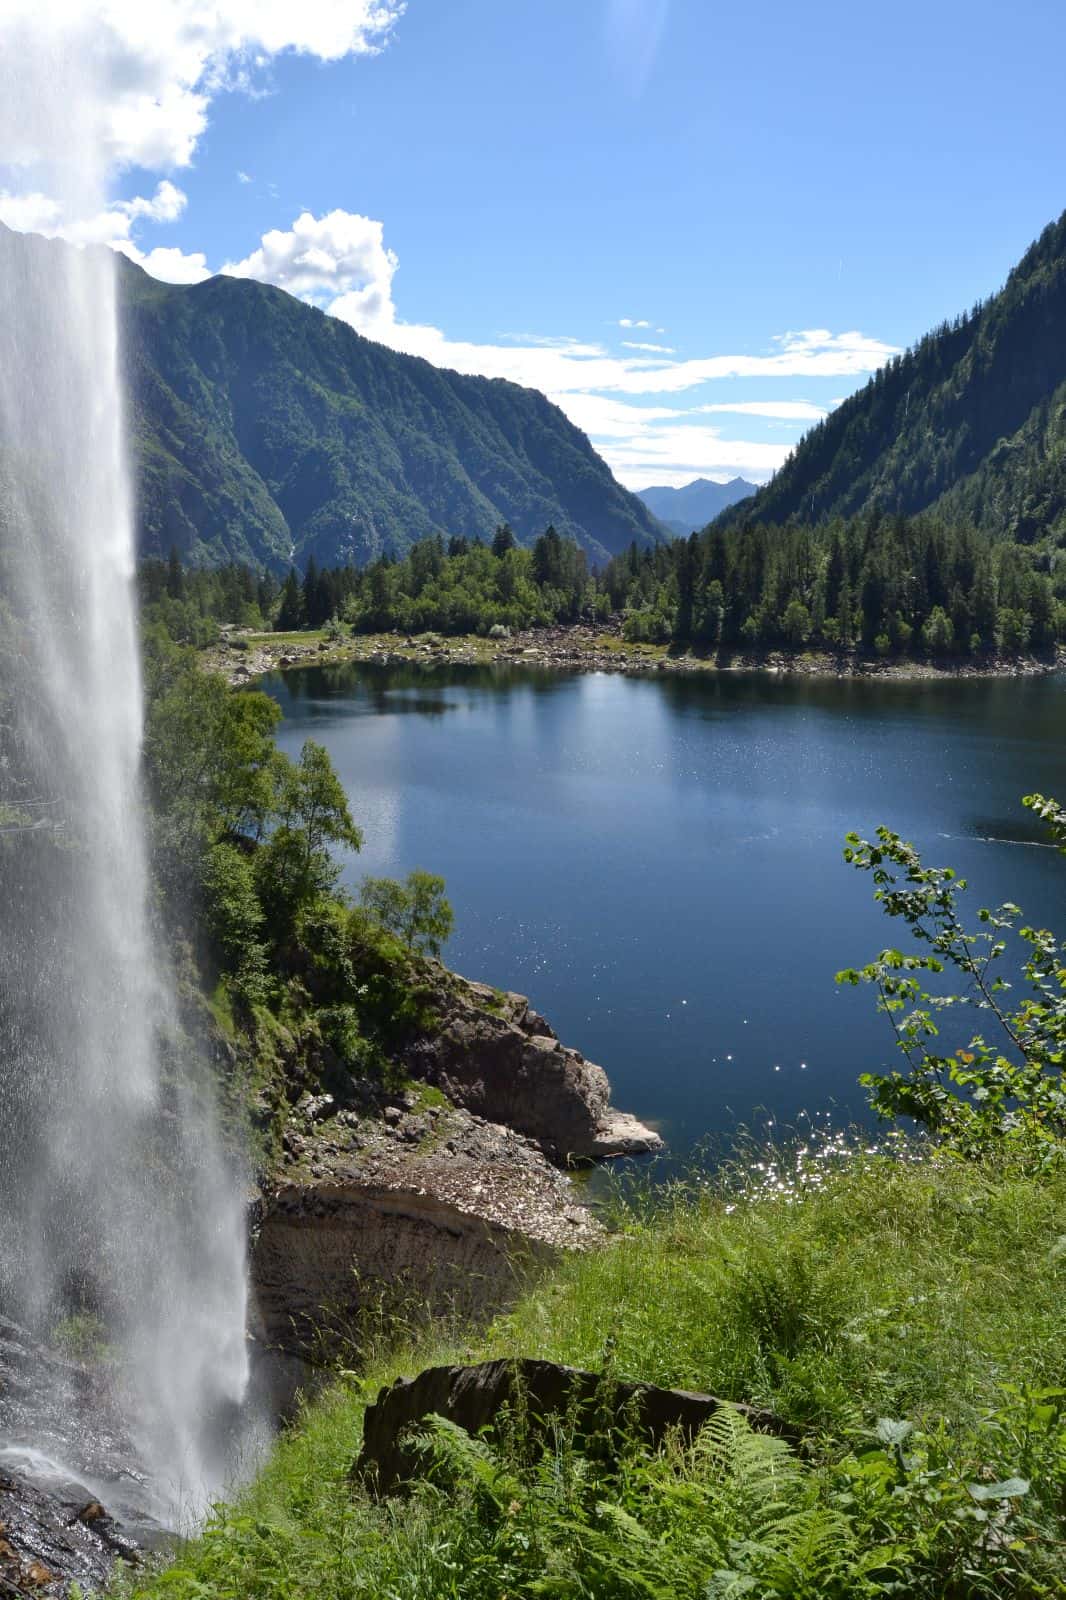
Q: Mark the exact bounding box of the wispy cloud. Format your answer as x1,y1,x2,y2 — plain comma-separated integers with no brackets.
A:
553,394,801,487
696,400,828,422
605,0,670,96
622,340,675,353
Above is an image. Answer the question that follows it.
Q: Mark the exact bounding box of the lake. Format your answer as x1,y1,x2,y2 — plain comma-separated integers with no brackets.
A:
264,662,1066,1153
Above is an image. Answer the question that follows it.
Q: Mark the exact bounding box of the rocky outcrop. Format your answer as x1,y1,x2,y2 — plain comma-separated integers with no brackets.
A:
251,1095,601,1360
402,974,662,1162
354,1357,796,1496
0,1317,156,1598
249,967,659,1369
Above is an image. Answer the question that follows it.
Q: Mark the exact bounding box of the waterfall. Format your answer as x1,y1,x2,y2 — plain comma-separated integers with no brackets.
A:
0,16,250,1520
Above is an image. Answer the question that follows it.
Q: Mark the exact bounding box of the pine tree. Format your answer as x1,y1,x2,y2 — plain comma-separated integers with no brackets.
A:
276,568,304,632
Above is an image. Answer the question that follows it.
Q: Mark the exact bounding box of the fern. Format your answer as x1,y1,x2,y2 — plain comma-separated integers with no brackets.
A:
410,1412,524,1512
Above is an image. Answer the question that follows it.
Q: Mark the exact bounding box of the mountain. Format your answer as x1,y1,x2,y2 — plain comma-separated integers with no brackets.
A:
636,477,758,536
107,252,666,569
717,210,1066,542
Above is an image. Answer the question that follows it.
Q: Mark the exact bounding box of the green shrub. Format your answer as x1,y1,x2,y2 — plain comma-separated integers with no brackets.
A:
360,869,454,957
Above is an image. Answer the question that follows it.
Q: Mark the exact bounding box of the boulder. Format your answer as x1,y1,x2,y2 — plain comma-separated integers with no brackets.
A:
355,1357,796,1496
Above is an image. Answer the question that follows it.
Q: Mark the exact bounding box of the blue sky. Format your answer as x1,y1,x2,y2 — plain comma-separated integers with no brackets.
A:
4,0,1066,487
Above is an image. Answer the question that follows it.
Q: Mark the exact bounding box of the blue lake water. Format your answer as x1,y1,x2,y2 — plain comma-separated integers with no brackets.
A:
264,663,1066,1153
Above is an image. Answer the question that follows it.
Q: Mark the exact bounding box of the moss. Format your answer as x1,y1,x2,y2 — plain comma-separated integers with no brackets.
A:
405,1079,449,1111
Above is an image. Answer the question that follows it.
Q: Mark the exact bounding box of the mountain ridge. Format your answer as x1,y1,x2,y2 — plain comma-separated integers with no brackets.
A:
110,255,668,570
715,209,1066,541
637,476,758,536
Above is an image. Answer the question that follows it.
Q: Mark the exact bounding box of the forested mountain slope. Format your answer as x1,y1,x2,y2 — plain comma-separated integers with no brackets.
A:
719,210,1066,541
106,244,666,569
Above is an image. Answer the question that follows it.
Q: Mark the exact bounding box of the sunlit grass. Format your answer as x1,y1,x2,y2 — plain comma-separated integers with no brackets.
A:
115,1143,1066,1598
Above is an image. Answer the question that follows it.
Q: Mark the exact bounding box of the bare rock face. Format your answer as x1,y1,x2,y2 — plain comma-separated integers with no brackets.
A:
250,1101,601,1360
354,1357,796,1496
402,976,663,1162
0,1467,138,1599
249,969,661,1373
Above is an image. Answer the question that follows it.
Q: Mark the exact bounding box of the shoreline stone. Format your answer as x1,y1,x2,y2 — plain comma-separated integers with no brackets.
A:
400,972,663,1164
206,621,1064,689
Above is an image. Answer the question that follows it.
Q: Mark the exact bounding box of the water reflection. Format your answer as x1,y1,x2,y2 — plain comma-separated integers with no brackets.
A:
264,662,1066,1155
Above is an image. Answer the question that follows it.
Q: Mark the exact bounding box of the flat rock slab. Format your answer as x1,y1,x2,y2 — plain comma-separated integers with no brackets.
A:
355,1356,796,1496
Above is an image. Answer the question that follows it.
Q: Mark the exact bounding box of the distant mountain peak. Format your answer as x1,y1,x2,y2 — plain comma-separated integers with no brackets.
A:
636,476,759,538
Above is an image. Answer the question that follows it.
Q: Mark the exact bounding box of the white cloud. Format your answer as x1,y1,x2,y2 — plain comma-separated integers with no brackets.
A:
558,395,689,437
364,323,896,398
223,210,398,317
0,191,62,233
118,241,211,283
618,317,651,328
696,399,828,422
127,179,187,223
622,340,675,353
551,393,793,488
237,170,253,184
2,1,404,173
608,426,790,489
0,176,210,282
0,4,401,287
0,180,187,245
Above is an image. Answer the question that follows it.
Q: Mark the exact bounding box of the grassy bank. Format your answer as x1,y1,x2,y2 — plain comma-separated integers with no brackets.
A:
116,1141,1066,1599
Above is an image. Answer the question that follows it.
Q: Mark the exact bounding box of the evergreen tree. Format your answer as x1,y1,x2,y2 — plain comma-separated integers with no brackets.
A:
166,545,185,600
276,568,304,632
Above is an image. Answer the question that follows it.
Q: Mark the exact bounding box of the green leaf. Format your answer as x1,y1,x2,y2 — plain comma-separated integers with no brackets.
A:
874,1418,913,1447
967,1477,1029,1502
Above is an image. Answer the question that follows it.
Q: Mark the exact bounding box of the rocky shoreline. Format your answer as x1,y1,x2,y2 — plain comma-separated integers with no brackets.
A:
251,969,661,1367
206,621,1063,688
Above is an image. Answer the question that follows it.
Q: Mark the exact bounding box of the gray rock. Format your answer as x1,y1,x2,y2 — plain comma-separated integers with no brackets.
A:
250,1110,602,1361
0,1465,142,1598
0,1317,164,1596
402,973,662,1163
355,1357,796,1496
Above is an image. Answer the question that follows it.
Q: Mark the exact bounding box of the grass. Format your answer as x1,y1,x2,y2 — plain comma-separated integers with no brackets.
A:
245,629,328,645
114,1141,1066,1598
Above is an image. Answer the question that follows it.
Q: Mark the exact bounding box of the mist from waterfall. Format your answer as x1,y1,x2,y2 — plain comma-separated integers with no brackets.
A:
0,16,251,1519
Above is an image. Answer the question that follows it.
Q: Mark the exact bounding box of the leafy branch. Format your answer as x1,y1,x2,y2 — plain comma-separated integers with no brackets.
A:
836,795,1066,1157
